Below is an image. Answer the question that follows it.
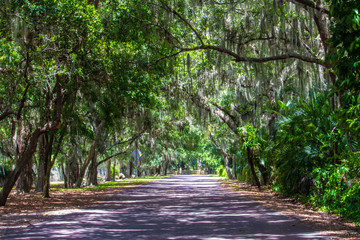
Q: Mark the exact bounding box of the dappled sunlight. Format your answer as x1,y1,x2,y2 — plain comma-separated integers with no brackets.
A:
3,176,330,239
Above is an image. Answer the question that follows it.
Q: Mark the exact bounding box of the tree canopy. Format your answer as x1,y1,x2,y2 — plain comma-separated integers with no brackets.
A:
0,0,359,223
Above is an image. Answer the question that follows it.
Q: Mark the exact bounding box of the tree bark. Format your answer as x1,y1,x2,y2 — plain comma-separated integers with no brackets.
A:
36,135,47,192
61,162,67,188
246,147,261,188
112,161,116,181
258,163,269,185
43,133,63,198
106,160,111,181
16,157,34,193
75,140,97,188
232,154,237,180
164,157,169,176
87,149,99,186
155,165,161,175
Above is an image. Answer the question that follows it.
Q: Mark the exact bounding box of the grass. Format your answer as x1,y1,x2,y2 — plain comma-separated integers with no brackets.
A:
50,176,167,192
0,175,171,193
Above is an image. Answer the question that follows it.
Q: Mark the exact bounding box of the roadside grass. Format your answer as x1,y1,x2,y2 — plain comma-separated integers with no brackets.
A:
0,176,172,193
50,176,168,192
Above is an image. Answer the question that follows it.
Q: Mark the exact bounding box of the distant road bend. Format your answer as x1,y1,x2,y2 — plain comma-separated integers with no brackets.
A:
3,175,330,239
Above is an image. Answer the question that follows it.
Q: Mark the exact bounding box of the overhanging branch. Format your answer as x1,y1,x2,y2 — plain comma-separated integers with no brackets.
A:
290,0,330,15
153,45,330,68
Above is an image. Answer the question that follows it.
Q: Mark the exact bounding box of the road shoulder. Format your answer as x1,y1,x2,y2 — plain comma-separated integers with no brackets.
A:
219,179,360,240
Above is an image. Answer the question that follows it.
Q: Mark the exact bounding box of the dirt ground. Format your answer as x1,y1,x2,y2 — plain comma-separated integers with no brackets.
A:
0,184,136,236
1,179,359,239
220,179,360,240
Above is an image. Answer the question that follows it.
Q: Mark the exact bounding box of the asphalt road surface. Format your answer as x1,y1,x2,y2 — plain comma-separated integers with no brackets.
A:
2,175,330,239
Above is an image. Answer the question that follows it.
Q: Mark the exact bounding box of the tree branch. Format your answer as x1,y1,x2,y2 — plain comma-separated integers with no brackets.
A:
153,45,330,68
96,149,129,167
0,110,18,121
161,1,204,46
97,131,144,167
290,0,330,15
190,93,239,135
211,102,239,126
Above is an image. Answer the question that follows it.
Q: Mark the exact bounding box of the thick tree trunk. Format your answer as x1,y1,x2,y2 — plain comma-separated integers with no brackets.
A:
16,158,34,193
36,135,46,192
164,160,169,176
36,133,54,195
155,165,161,175
223,153,233,179
65,152,79,188
87,151,99,186
61,162,68,188
258,163,269,185
246,147,261,188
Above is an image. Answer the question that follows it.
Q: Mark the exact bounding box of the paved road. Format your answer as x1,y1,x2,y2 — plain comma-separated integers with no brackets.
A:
3,176,329,239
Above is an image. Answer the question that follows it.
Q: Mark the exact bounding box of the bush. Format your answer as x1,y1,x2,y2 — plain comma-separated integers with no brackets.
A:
311,165,360,223
217,165,228,178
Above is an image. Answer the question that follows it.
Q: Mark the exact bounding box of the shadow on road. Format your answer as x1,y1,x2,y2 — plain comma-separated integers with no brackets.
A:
3,176,330,239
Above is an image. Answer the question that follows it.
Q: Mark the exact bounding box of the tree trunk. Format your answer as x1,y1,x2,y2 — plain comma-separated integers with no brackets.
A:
112,161,116,181
258,163,269,185
36,135,47,192
232,154,237,180
43,132,62,198
61,162,68,188
75,121,103,187
155,165,161,175
246,147,261,188
75,140,97,188
164,160,169,176
16,158,34,193
106,160,111,181
0,129,42,206
43,164,52,198
223,153,233,179
65,152,79,188
36,133,58,198
87,151,99,186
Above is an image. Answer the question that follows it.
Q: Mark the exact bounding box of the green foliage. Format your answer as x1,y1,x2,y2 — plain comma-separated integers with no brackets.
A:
311,165,360,222
328,0,360,95
271,92,341,195
110,164,120,177
217,165,228,178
